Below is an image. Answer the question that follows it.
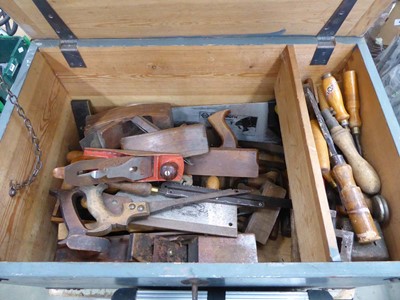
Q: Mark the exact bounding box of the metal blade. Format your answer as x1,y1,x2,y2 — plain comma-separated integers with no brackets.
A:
304,87,338,156
159,182,292,209
148,189,249,214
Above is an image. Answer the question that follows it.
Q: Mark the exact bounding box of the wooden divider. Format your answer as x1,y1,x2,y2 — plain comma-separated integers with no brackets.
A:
275,46,339,262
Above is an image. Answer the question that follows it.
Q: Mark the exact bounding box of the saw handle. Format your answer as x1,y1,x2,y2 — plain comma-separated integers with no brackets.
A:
331,157,380,243
208,109,238,148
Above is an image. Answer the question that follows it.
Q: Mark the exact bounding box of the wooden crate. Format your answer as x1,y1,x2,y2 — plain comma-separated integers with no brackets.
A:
0,0,399,288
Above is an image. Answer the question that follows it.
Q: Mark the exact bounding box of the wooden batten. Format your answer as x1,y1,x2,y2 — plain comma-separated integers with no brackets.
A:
0,0,393,39
40,45,285,106
275,46,338,262
0,53,77,261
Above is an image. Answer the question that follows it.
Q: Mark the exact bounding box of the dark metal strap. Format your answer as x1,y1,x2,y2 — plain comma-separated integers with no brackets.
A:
310,0,357,65
32,0,86,68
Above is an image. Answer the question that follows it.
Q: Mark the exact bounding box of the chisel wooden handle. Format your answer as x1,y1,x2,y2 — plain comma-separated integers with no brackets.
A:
343,71,361,130
208,109,238,148
322,109,380,194
317,86,330,111
310,120,336,188
331,156,380,243
322,73,350,127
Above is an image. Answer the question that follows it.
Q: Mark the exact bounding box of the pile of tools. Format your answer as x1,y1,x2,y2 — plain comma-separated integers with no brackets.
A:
51,101,292,262
305,71,389,261
50,70,390,263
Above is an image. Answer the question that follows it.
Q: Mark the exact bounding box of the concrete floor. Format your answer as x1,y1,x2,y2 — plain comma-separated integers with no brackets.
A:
1,284,400,300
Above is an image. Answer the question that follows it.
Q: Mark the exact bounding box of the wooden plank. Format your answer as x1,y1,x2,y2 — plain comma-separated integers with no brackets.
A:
0,53,76,261
274,46,339,262
346,48,400,260
40,45,282,105
245,180,287,244
0,1,381,39
346,0,394,37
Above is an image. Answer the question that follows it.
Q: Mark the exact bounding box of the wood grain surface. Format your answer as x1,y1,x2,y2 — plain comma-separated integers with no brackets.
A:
275,46,338,262
0,53,77,261
0,1,391,39
347,48,400,259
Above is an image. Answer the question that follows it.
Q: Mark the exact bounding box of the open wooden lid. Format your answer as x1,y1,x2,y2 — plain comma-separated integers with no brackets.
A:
1,0,392,40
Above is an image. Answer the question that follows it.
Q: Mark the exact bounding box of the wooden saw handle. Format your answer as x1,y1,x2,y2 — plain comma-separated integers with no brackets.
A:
208,109,238,148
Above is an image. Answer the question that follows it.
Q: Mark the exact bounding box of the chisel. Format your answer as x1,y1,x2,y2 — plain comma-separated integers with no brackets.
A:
343,70,362,155
304,87,380,244
322,73,350,127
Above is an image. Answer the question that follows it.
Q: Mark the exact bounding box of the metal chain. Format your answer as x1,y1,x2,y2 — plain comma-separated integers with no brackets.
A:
0,75,43,197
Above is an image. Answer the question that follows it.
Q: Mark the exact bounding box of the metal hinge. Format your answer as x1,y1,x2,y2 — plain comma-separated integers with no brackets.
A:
310,0,357,65
60,40,86,68
310,36,336,66
32,0,86,68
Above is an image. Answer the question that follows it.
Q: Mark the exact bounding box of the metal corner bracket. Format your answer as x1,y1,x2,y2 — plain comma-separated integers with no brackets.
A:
310,0,357,65
32,0,86,68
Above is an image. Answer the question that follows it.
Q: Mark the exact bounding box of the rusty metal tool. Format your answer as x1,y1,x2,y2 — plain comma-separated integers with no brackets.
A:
51,189,110,253
121,124,209,157
185,109,259,177
304,87,380,244
85,103,173,133
56,154,184,185
338,218,389,261
321,73,350,127
80,120,141,149
343,70,363,155
81,184,249,236
159,182,292,209
321,107,380,194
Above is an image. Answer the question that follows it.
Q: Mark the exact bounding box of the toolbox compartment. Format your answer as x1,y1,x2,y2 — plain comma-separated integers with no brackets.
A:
1,0,400,289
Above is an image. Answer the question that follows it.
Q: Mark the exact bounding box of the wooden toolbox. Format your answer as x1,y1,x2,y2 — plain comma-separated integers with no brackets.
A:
1,0,400,290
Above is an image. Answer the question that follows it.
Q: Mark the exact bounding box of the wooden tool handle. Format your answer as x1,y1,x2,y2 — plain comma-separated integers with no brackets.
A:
331,160,380,243
208,109,238,148
317,86,330,111
206,176,220,189
310,120,336,187
107,182,154,196
322,73,350,126
330,124,380,194
322,109,380,194
343,70,361,130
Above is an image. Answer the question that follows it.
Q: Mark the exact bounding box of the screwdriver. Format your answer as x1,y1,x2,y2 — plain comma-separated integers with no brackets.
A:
304,87,380,244
343,70,362,155
322,73,350,127
321,108,381,195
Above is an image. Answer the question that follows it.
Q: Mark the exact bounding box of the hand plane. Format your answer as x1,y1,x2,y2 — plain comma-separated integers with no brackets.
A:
185,109,259,177
54,153,184,186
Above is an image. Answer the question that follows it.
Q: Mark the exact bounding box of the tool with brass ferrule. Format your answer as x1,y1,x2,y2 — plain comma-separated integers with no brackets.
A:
79,184,250,236
304,87,380,244
343,70,362,155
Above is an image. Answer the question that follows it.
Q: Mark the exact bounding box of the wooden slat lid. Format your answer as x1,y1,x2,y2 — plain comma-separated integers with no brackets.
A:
0,0,393,40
